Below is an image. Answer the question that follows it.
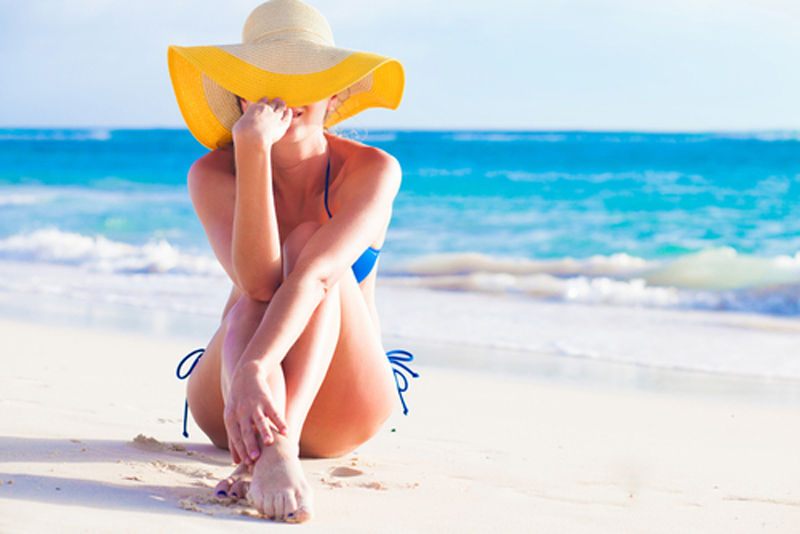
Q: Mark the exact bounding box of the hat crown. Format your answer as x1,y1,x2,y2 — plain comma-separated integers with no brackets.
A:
243,0,334,46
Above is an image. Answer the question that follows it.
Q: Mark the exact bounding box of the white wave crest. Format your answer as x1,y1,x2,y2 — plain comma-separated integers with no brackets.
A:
387,249,800,315
0,229,224,276
0,193,49,206
386,272,679,308
399,251,654,278
643,247,800,290
396,249,800,290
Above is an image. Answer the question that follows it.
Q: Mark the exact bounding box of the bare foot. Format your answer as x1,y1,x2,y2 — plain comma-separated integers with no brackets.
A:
246,434,313,523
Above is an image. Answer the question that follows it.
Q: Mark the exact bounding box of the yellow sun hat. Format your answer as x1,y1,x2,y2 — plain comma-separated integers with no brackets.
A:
168,0,405,149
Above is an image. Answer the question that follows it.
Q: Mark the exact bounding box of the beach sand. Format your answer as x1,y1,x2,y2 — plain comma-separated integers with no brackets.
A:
1,316,800,533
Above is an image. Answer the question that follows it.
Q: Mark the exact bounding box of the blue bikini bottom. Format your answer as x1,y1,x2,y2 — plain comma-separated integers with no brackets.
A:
176,348,417,438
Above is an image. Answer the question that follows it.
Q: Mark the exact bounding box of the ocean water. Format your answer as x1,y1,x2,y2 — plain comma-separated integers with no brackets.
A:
2,128,800,381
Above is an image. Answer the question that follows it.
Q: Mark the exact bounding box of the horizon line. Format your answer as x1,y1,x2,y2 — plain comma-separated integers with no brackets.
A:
1,126,800,135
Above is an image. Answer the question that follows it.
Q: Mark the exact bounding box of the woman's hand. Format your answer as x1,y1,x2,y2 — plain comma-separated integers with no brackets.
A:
224,360,288,465
232,97,293,148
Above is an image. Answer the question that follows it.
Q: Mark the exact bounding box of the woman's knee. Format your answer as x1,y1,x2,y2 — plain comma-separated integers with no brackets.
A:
300,405,393,458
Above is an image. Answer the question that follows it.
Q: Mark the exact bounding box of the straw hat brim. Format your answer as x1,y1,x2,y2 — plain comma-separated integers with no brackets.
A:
168,44,404,149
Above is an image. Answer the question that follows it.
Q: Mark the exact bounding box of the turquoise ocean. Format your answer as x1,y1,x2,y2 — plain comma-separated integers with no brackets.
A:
2,128,800,382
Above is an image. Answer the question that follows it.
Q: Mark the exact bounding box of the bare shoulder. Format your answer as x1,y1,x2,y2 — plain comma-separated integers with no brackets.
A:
187,147,235,203
188,147,234,187
329,135,401,190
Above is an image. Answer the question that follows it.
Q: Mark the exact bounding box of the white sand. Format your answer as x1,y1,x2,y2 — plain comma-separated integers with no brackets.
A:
1,318,800,533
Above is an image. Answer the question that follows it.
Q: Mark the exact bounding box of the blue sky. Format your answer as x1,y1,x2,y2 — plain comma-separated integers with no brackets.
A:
1,0,799,131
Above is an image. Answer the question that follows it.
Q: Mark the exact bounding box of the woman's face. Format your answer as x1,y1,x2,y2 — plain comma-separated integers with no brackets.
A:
283,98,331,141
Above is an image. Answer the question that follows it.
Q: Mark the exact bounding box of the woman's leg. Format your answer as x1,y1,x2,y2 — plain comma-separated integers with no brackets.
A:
186,221,396,520
186,279,284,446
184,288,240,449
297,269,397,458
275,223,396,458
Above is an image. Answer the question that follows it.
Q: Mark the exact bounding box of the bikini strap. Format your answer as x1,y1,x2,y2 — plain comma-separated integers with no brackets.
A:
176,345,418,437
323,157,332,218
176,348,205,438
387,350,420,415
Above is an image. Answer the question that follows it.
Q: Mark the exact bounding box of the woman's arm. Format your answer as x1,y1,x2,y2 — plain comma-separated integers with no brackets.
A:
187,98,292,301
224,147,401,458
187,150,239,283
229,98,293,300
246,147,401,370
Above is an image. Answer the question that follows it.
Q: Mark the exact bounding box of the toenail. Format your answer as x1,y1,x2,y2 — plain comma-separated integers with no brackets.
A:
216,490,227,497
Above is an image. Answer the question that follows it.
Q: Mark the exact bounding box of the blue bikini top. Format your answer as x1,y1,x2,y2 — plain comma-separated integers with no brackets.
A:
324,159,380,283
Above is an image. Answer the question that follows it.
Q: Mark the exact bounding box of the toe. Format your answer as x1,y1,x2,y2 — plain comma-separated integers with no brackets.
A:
247,485,275,519
292,490,313,523
283,491,299,521
230,477,249,500
273,493,287,521
261,495,276,520
214,477,233,498
290,506,312,523
245,485,262,512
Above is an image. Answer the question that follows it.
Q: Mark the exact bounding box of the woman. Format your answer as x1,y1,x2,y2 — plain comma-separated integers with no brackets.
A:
168,0,406,523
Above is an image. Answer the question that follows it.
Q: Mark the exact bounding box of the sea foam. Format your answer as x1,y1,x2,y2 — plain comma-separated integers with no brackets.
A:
0,229,224,276
0,193,47,206
384,249,800,315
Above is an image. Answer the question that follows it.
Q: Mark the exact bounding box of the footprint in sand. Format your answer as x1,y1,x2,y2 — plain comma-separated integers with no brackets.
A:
323,465,391,490
330,466,363,478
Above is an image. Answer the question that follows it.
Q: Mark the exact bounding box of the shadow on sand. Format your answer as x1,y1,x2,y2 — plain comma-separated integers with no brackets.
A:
0,435,253,521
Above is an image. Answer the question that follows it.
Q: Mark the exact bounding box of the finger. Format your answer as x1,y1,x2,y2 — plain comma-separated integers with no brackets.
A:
228,436,242,465
227,426,249,465
262,405,288,436
241,420,262,463
271,97,286,111
224,410,239,445
253,412,274,445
